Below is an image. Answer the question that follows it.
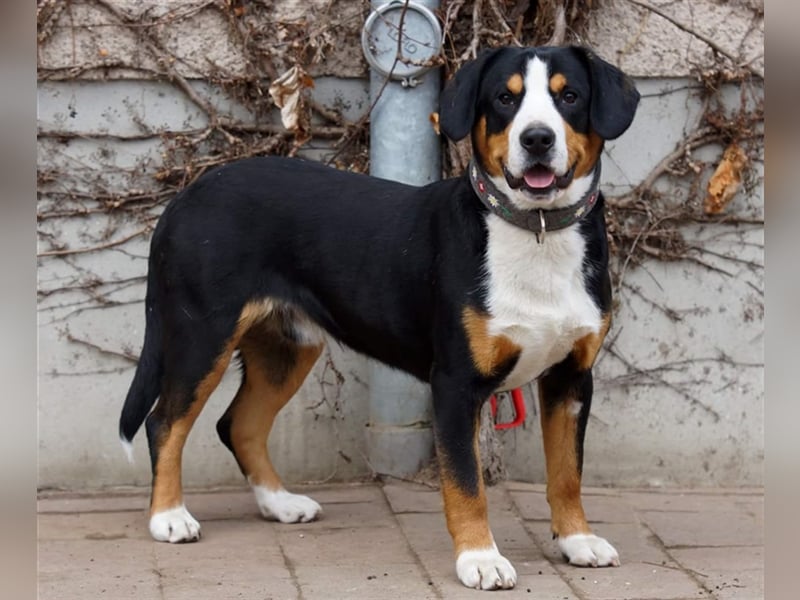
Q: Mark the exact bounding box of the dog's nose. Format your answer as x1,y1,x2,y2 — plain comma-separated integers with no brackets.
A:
520,127,555,155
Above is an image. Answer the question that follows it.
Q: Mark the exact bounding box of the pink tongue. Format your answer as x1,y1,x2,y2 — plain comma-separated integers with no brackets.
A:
524,167,555,189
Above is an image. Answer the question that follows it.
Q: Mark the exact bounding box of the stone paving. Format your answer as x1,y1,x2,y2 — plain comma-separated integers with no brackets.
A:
38,481,763,599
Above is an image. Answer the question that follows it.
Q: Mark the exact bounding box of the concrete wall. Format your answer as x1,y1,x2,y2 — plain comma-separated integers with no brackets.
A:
37,0,763,490
37,77,373,489
586,0,763,78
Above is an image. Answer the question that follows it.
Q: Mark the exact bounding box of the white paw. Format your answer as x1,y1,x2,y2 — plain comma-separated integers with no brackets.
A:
253,486,322,523
558,533,620,567
456,546,517,590
149,504,201,543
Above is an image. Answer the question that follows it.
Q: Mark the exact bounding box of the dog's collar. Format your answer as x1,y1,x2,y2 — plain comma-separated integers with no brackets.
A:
468,159,601,242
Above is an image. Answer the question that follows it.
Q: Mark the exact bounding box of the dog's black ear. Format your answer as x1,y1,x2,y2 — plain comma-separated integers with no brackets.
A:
439,48,504,141
578,47,640,140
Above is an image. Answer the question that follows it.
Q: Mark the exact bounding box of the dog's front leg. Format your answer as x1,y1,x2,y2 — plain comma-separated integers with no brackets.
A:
538,354,620,567
431,369,517,590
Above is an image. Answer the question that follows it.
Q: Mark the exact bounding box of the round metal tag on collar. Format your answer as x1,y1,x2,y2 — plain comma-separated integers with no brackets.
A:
361,1,443,88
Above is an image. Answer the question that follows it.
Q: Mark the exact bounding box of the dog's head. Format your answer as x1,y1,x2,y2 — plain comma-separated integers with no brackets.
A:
439,46,640,209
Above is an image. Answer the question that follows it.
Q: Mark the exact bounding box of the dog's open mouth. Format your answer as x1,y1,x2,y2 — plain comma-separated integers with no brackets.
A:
504,163,576,194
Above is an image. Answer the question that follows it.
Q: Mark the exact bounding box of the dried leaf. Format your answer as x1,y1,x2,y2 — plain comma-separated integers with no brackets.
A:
704,143,748,215
268,66,314,138
429,112,440,135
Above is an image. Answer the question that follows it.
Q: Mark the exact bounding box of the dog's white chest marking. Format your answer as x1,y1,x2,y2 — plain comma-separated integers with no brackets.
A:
484,215,601,390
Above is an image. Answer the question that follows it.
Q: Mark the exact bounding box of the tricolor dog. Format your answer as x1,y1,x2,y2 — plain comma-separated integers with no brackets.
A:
120,45,639,590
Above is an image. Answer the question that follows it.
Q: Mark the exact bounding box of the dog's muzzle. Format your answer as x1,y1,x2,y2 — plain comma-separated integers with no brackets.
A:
504,126,575,194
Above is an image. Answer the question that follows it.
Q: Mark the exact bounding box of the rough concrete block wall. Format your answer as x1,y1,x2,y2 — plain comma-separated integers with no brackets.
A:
38,0,368,79
586,0,763,78
37,0,763,490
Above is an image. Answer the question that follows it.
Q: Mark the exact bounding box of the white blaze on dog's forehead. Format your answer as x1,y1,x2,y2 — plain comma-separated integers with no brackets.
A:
519,57,565,135
504,56,569,180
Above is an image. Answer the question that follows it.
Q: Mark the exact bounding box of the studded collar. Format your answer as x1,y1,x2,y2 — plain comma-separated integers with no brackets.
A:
468,159,601,242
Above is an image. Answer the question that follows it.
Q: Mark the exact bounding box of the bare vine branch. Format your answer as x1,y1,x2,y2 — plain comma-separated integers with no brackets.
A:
38,226,151,258
65,330,138,364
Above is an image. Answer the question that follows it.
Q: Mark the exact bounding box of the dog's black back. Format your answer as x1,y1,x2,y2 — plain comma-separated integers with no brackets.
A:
149,157,493,381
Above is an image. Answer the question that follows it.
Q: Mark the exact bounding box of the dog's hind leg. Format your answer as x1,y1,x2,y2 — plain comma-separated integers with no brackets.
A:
145,312,245,543
216,312,323,523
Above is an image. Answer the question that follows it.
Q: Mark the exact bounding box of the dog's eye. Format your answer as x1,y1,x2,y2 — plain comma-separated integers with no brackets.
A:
562,91,578,105
497,92,515,106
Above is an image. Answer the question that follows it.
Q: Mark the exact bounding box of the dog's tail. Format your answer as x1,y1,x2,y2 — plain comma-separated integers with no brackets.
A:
118,275,164,462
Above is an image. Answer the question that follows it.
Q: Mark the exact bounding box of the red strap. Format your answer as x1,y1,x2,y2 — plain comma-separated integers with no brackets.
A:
489,388,526,430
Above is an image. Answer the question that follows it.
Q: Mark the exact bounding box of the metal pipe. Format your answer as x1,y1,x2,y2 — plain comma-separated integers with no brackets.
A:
363,0,441,477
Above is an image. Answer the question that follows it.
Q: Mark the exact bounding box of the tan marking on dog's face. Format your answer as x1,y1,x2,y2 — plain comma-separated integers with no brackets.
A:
463,306,521,376
549,73,567,94
572,313,611,371
506,73,524,95
565,124,604,179
538,386,591,538
473,117,511,178
438,417,493,553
